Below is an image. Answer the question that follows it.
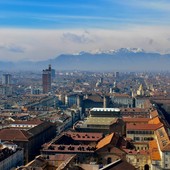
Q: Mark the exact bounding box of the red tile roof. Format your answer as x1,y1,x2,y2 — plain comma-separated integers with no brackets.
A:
96,133,115,150
123,118,150,123
150,110,159,118
0,129,32,141
149,140,161,161
86,94,103,102
121,108,149,113
126,123,163,130
148,117,161,124
66,132,103,142
43,144,96,153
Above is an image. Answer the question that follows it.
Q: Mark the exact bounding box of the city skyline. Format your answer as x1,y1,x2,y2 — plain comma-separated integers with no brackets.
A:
0,0,170,61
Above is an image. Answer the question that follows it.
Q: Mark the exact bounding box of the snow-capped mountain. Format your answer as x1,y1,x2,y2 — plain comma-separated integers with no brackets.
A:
0,48,169,71
74,48,145,55
116,48,145,53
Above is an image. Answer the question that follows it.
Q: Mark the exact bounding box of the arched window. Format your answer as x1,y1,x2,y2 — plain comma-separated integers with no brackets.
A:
144,164,149,170
107,157,112,164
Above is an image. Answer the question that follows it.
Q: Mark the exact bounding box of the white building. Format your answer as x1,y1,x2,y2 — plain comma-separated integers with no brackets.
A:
0,142,24,170
110,93,133,107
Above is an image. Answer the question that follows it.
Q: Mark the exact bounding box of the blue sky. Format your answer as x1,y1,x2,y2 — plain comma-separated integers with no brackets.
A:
1,0,170,29
0,0,170,61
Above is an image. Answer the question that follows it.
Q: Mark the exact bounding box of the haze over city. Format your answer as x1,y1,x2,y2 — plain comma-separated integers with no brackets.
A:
1,0,170,62
1,1,170,170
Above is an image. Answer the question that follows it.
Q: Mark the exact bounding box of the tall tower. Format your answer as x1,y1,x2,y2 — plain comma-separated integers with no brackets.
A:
2,74,12,85
42,65,52,94
103,96,110,108
137,84,144,96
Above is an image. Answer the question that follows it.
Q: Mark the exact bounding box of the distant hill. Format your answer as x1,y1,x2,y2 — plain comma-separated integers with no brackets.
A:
1,48,170,71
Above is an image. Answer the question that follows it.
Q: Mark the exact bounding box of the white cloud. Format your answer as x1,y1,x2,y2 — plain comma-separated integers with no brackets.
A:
62,32,93,44
0,43,25,53
115,0,170,11
140,0,170,11
0,26,170,61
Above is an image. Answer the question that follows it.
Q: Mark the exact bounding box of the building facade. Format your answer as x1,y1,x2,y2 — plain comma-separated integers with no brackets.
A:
2,74,12,85
0,143,24,170
42,65,52,94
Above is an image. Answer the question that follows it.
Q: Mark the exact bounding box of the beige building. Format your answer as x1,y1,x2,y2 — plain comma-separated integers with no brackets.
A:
74,117,125,135
153,125,170,170
125,149,151,170
125,107,170,170
126,123,160,150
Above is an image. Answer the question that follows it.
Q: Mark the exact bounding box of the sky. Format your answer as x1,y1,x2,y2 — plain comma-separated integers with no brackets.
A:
1,0,170,61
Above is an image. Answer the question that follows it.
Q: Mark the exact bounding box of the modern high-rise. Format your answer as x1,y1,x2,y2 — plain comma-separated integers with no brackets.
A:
42,65,52,94
51,69,55,80
115,71,119,79
2,74,12,85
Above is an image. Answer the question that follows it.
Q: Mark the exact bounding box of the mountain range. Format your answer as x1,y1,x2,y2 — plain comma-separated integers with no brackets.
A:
1,48,170,71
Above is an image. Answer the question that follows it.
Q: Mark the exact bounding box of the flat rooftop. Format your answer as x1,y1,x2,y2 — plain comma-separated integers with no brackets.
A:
84,117,117,126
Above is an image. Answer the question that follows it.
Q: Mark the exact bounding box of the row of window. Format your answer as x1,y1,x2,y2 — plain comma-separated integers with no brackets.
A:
136,146,148,150
11,124,34,128
127,131,154,134
87,125,108,128
134,137,154,141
